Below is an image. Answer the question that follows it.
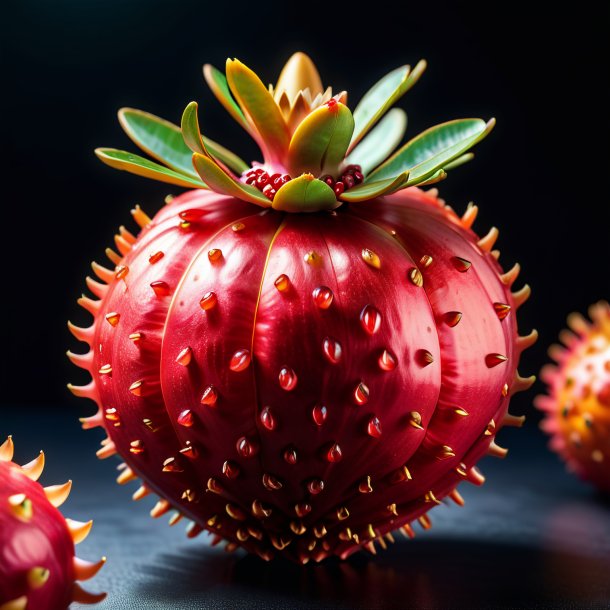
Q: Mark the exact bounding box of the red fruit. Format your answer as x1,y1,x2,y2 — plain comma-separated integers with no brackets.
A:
73,51,536,563
536,302,610,492
0,437,105,609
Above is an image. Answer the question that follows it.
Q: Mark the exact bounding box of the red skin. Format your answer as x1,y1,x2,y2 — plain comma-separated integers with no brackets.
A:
71,186,528,562
0,461,74,609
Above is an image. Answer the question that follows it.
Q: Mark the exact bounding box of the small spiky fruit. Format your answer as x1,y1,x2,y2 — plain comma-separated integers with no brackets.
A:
0,437,105,609
537,302,610,492
69,52,536,562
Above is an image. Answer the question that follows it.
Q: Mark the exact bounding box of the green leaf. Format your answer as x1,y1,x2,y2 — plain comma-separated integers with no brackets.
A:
272,174,339,212
368,118,495,184
118,108,200,178
409,168,446,186
181,102,207,155
287,102,355,176
95,148,208,189
192,153,270,207
442,152,474,171
203,64,250,132
350,60,426,150
225,59,290,163
344,108,407,175
339,172,409,203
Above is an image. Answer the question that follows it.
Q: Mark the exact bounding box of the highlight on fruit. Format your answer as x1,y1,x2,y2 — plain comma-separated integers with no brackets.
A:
68,51,537,562
537,301,610,492
0,437,105,610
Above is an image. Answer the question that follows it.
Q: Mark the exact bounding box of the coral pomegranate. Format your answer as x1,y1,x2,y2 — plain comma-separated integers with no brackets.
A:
0,437,105,609
537,302,610,492
68,52,536,562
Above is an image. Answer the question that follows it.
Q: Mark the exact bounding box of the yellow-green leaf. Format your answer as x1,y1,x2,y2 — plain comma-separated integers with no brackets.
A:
181,102,207,155
339,172,409,202
192,153,270,207
95,148,207,189
287,101,354,176
203,64,250,131
272,174,339,212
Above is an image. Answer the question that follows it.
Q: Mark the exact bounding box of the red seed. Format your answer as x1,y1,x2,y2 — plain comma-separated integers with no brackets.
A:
283,446,298,465
334,181,345,196
230,349,251,372
354,381,370,405
367,416,382,438
344,175,355,189
236,437,257,458
360,304,382,335
326,443,343,462
200,291,218,311
323,337,342,364
312,286,334,309
279,367,298,391
177,410,194,427
307,479,324,494
353,171,364,183
150,281,170,297
260,406,276,431
312,404,328,426
200,385,218,407
179,209,205,222
223,460,240,479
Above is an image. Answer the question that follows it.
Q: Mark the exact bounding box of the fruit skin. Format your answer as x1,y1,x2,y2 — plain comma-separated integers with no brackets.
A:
0,437,105,609
68,186,535,562
537,302,610,493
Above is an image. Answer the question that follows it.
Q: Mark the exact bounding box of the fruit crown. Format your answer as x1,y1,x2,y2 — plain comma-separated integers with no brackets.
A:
96,52,494,213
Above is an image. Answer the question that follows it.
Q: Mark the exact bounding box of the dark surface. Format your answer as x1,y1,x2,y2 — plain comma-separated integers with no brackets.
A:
3,407,610,610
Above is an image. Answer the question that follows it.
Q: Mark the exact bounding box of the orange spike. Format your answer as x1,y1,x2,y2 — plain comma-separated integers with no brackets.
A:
66,350,93,370
114,234,132,256
79,411,103,430
401,524,415,539
0,436,15,462
461,202,478,229
503,413,526,428
131,204,151,228
20,452,45,481
116,466,137,485
104,247,122,265
44,480,72,507
168,512,184,526
501,262,521,286
491,249,500,260
66,519,93,544
85,276,107,299
418,514,432,530
516,329,538,353
566,312,589,335
467,466,486,486
548,344,567,363
67,381,99,403
513,284,531,308
186,522,204,538
73,556,106,581
449,489,465,506
477,226,499,252
119,225,137,244
511,373,536,396
487,441,508,458
72,582,107,605
132,485,150,501
151,499,171,518
77,295,100,316
67,321,94,344
91,261,115,283
96,440,116,460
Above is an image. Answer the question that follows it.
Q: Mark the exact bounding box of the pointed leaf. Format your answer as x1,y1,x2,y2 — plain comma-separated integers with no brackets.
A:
410,168,446,186
118,108,200,178
287,102,354,176
95,148,207,188
442,152,474,171
274,52,323,103
350,60,426,150
272,174,338,212
344,108,407,175
203,64,250,132
339,172,409,203
181,101,207,155
368,118,495,184
226,59,290,163
192,153,270,207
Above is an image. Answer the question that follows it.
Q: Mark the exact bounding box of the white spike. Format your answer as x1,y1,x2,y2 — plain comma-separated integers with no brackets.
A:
44,480,72,507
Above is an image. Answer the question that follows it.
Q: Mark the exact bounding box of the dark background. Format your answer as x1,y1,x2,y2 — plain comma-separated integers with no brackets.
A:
1,0,609,416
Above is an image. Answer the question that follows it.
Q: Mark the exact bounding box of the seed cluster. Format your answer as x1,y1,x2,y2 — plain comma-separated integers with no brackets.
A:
243,168,291,201
320,164,364,197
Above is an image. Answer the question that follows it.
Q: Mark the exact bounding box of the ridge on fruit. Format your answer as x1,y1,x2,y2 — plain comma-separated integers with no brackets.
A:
0,437,105,609
96,52,494,212
69,52,536,563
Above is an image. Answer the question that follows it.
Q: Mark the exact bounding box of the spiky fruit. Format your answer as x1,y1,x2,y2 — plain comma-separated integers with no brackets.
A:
536,302,610,492
69,52,536,562
0,437,105,609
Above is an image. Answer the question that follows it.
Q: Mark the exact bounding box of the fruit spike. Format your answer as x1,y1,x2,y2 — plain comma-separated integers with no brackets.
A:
0,437,105,609
536,301,610,492
69,51,536,562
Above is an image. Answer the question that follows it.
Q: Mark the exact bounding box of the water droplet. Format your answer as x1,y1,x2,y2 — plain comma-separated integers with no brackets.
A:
359,304,381,335
98,363,112,375
453,256,472,272
200,291,218,311
419,254,433,268
232,222,245,232
236,436,257,458
104,408,120,426
279,367,298,391
378,349,397,371
162,457,184,473
501,383,509,397
129,440,145,455
149,251,164,264
295,502,312,517
262,473,283,491
105,312,120,326
307,479,324,494
485,353,508,368
493,302,511,320
222,460,240,479
177,409,194,427
304,250,322,265
408,267,423,287
208,248,222,263
361,248,381,269
359,476,373,493
322,337,342,364
129,380,143,396
326,442,343,462
367,416,382,438
274,274,290,292
444,311,463,327
150,281,170,297
200,385,218,407
115,265,129,280
353,382,369,405
416,349,434,367
175,347,192,366
260,406,276,430
230,349,251,372
409,411,423,429
312,286,334,309
179,209,205,222
312,404,328,426
283,446,298,464
180,442,198,459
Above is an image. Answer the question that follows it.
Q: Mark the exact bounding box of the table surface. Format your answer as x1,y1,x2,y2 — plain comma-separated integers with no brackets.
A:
2,406,609,610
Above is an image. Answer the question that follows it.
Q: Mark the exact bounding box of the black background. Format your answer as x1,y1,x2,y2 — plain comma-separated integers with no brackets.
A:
1,0,608,415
